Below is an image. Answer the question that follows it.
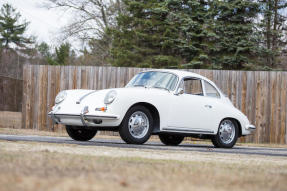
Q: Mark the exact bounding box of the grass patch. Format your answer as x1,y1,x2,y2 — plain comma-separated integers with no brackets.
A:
0,140,286,191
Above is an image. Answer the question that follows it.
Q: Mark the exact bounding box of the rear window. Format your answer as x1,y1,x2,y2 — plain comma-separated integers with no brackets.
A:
204,81,220,98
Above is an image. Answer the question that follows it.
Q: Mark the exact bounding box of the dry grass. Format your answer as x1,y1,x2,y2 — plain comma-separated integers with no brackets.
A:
0,140,286,191
0,112,21,129
0,127,67,137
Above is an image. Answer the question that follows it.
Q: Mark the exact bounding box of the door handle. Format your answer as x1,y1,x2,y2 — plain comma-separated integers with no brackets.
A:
204,105,212,109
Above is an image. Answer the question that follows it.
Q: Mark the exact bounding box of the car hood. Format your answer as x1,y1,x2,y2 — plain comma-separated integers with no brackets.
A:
59,87,170,108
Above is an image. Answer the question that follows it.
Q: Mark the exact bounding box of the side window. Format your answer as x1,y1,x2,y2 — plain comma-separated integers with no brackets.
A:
204,81,220,98
183,78,203,96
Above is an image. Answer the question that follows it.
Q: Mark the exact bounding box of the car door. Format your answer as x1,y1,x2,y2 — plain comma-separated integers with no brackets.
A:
167,78,215,133
200,80,224,132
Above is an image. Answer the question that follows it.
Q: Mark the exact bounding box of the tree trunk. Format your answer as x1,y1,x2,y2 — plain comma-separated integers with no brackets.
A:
271,0,278,67
265,0,272,67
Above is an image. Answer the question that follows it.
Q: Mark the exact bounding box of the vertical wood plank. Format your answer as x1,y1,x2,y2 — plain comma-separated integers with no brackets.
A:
21,65,287,143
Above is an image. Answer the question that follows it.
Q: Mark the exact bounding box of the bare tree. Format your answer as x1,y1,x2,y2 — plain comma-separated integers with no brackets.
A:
47,0,122,42
46,0,123,65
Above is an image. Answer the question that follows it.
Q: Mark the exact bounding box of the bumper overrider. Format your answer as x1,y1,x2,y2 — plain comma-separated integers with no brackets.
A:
48,107,119,127
245,124,256,131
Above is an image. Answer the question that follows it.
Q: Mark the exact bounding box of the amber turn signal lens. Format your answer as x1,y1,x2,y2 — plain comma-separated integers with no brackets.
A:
100,107,107,112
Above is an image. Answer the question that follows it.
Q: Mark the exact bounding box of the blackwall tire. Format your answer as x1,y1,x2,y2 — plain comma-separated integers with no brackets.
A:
119,105,153,144
66,126,97,141
159,134,184,146
211,119,238,148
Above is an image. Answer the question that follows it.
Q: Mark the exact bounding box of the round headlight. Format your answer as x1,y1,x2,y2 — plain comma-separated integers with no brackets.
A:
55,91,67,104
104,90,117,104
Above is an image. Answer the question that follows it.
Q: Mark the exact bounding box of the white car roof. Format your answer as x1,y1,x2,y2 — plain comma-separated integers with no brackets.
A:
145,69,210,82
140,69,223,95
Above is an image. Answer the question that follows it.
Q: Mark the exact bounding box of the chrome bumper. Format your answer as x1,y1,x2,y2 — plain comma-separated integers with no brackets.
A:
245,124,256,131
48,112,119,126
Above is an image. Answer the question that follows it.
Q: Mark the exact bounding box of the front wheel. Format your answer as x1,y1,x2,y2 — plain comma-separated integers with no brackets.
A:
66,126,97,141
119,106,153,144
211,119,238,148
159,134,184,146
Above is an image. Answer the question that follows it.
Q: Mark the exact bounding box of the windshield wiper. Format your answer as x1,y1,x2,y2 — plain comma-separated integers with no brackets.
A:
133,84,148,88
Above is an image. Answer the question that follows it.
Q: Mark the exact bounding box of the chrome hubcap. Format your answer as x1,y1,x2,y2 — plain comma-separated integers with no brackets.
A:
219,120,235,144
128,111,149,139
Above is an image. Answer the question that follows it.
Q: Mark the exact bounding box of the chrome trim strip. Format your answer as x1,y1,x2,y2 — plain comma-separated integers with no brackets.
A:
162,127,214,134
80,113,87,127
246,125,256,130
48,113,118,120
76,90,98,104
48,112,60,123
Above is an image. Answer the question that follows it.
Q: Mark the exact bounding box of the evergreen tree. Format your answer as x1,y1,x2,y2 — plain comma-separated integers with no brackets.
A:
111,0,216,68
111,0,261,69
55,42,73,65
37,42,58,65
37,42,74,65
0,3,32,48
259,0,287,68
111,0,183,68
211,0,260,70
112,0,216,68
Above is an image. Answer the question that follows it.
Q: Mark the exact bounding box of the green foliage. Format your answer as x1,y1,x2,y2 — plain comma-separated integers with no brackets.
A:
0,3,32,48
258,0,287,68
37,42,73,65
211,0,260,70
111,0,264,70
55,43,71,65
37,42,51,58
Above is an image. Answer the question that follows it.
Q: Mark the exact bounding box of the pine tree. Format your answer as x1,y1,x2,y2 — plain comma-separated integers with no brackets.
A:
259,0,287,68
55,43,73,65
111,0,261,69
111,0,216,68
211,0,260,70
0,3,32,48
37,42,58,65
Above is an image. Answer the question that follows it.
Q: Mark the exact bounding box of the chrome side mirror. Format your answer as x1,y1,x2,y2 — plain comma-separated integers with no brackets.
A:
175,88,184,95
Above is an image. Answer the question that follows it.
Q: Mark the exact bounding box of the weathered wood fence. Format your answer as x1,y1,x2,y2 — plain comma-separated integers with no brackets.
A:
22,65,287,144
0,76,22,111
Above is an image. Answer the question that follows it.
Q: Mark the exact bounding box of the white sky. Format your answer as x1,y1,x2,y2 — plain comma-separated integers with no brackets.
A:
0,0,71,47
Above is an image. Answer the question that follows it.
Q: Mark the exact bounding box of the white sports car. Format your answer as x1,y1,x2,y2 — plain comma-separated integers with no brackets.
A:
48,69,256,148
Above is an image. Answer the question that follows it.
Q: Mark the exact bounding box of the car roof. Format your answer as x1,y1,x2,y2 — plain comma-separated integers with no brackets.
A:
145,69,210,81
140,69,223,95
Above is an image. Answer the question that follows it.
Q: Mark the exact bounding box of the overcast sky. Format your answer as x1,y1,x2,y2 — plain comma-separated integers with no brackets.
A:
0,0,71,47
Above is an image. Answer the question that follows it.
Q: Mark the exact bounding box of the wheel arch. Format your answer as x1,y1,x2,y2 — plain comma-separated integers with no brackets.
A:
127,102,160,133
220,117,242,137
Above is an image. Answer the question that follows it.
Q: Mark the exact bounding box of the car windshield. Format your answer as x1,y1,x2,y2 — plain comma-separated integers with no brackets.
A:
126,71,178,91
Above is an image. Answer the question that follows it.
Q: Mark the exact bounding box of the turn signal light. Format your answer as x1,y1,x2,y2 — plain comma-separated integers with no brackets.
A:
95,107,107,112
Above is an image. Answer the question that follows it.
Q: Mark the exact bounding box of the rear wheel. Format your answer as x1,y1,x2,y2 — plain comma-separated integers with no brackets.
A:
159,134,184,146
66,126,97,141
211,119,238,148
119,105,153,144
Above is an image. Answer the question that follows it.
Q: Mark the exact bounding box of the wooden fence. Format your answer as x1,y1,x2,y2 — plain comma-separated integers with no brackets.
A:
22,65,287,144
0,76,22,112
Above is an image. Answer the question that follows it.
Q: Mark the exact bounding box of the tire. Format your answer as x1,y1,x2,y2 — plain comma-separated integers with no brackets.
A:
119,105,153,144
211,119,239,148
66,126,97,141
159,134,184,146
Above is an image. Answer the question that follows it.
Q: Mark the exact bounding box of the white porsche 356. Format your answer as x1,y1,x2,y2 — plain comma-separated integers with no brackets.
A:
48,69,255,148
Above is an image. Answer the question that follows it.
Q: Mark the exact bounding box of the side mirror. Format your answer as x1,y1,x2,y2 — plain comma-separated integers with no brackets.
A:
175,88,184,95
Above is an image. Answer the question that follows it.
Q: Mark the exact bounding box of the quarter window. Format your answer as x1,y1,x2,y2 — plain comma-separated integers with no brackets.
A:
182,78,203,96
204,81,220,98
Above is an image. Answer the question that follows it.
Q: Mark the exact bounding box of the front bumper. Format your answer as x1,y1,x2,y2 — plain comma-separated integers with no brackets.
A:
245,124,256,131
48,112,120,127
